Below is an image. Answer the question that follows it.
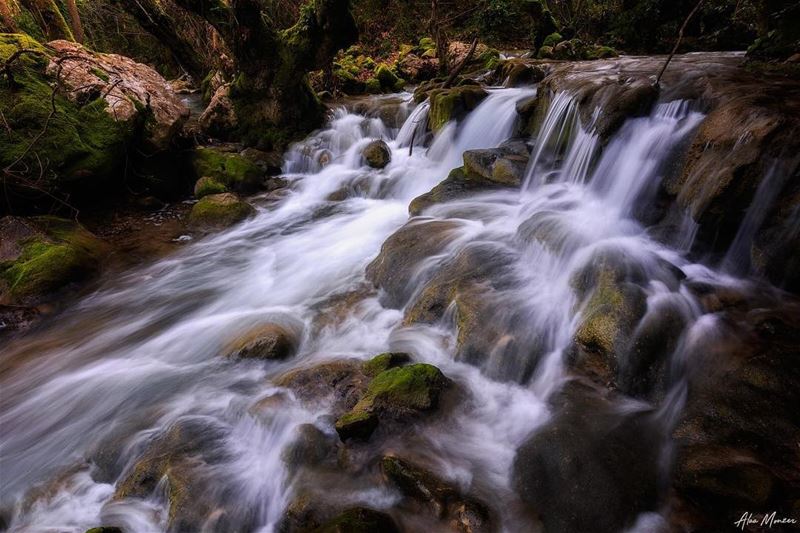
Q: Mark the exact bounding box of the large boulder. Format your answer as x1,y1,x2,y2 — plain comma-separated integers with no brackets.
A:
0,216,106,304
46,39,189,151
199,83,237,139
425,85,489,132
512,381,663,533
188,193,255,230
334,363,452,441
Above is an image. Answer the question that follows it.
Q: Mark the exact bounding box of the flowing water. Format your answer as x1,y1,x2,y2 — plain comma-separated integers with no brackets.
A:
0,83,792,532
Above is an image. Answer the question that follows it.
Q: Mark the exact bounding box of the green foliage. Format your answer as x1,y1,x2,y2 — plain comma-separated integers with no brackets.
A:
542,32,563,47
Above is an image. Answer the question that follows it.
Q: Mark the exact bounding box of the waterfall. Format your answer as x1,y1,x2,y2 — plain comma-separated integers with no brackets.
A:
0,82,787,533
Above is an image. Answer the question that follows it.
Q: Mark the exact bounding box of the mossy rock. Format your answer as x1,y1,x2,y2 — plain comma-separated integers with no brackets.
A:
427,85,489,132
0,216,106,303
192,147,263,193
364,77,381,94
193,176,228,198
542,32,563,48
1,34,131,192
375,64,399,90
362,352,411,377
188,193,255,230
312,507,399,533
536,45,554,59
334,363,451,441
409,164,511,216
585,45,619,60
84,528,123,533
418,37,436,52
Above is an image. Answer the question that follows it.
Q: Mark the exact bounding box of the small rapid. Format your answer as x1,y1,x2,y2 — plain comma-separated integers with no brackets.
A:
0,79,795,533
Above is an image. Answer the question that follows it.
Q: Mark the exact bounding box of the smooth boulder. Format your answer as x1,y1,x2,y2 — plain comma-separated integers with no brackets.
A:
362,140,391,169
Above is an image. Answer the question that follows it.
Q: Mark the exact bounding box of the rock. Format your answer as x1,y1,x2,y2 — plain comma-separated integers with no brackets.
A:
224,323,298,360
512,381,662,533
426,86,489,132
365,219,464,308
199,83,237,138
494,59,546,87
542,32,563,48
275,359,371,412
670,306,800,529
0,216,106,304
1,34,130,190
397,54,439,82
188,193,255,230
536,45,554,59
375,64,399,91
194,176,227,198
362,352,411,377
281,423,336,472
362,140,391,169
552,38,587,60
240,147,284,176
381,455,492,533
114,417,234,532
409,145,529,216
46,40,189,151
569,249,648,387
192,146,264,194
85,528,123,533
314,507,399,533
334,363,451,441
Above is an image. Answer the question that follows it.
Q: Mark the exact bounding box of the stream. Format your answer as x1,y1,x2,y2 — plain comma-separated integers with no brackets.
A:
0,80,794,532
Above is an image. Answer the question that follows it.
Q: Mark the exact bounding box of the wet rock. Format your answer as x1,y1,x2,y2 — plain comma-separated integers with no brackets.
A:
275,359,371,413
512,381,663,533
334,363,452,441
191,146,264,194
408,167,502,216
193,176,227,198
381,455,492,533
493,59,546,87
240,147,284,176
426,86,489,132
309,284,376,335
366,219,464,308
114,417,233,532
362,140,391,169
46,40,189,151
462,141,530,187
199,83,237,138
314,507,399,533
671,306,800,529
362,352,411,377
0,216,107,304
224,323,299,360
85,528,123,533
188,193,255,230
282,424,337,472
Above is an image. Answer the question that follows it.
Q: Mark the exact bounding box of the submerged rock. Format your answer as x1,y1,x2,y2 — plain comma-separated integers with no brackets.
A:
275,359,371,412
334,363,451,441
313,507,399,533
224,323,299,360
0,216,106,304
362,140,391,169
188,193,255,230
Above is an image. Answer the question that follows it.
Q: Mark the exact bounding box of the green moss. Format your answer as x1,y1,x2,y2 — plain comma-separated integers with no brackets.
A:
427,86,488,131
192,147,262,193
362,352,410,377
418,37,436,52
188,193,254,229
0,34,130,186
193,176,227,198
0,218,104,302
375,63,399,89
537,45,554,59
364,77,381,94
91,67,110,82
478,47,501,69
585,45,618,60
542,32,563,48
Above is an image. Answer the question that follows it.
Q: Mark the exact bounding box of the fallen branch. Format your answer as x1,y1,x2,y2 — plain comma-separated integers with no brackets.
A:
443,36,478,89
655,0,704,86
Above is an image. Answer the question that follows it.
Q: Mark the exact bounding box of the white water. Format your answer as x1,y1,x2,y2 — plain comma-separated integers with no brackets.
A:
0,85,788,532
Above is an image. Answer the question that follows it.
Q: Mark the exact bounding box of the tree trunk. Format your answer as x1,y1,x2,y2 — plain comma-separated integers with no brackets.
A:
19,0,73,40
0,0,18,32
174,0,357,148
430,0,449,75
64,0,83,42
